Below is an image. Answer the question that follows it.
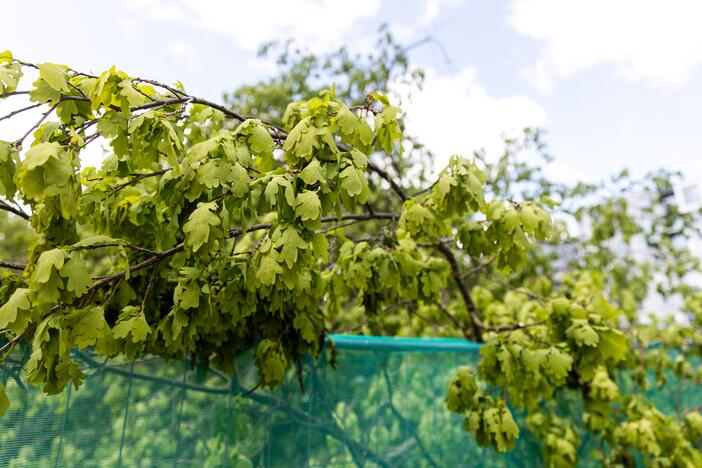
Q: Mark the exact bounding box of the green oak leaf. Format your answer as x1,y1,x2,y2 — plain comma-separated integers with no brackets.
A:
566,319,600,347
59,253,92,297
183,202,221,253
230,163,250,197
257,249,284,285
295,190,321,221
0,288,31,331
32,249,68,284
114,309,151,343
275,226,308,268
300,159,325,185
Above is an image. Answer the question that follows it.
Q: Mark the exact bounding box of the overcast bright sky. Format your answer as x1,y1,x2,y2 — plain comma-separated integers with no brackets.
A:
2,0,702,184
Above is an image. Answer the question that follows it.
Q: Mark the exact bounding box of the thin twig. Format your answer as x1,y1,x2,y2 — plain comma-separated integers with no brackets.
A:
0,328,30,358
0,90,30,98
462,253,498,279
15,102,60,145
484,321,546,333
485,273,548,303
0,199,30,220
0,102,42,123
102,277,123,308
0,260,27,271
434,302,472,339
140,266,158,311
110,169,171,193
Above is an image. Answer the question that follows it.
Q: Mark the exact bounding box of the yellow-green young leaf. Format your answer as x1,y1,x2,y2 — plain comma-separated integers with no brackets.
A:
18,143,76,218
589,367,620,401
59,253,92,297
187,137,218,162
0,381,9,416
293,314,317,343
274,226,308,268
230,163,250,198
685,412,702,439
174,281,201,310
264,176,296,209
340,165,368,202
335,106,359,136
22,142,62,171
484,403,519,452
66,306,111,349
117,79,145,107
37,63,70,93
0,53,22,94
300,159,325,185
373,104,402,154
283,117,318,161
32,249,68,284
114,310,151,343
0,288,31,331
247,123,275,156
183,202,221,253
598,328,627,362
197,160,224,189
72,235,121,248
544,347,573,382
255,339,288,386
400,201,442,240
256,249,284,285
566,319,600,347
295,190,321,221
0,141,18,198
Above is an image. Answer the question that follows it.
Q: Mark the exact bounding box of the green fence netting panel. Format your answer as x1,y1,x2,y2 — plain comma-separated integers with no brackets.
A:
1,335,700,467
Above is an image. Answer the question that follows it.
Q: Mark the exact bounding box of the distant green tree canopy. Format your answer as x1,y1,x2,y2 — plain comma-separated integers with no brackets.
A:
1,31,702,466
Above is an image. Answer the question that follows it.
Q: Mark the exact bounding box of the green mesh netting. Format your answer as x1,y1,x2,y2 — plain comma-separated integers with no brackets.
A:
0,335,700,467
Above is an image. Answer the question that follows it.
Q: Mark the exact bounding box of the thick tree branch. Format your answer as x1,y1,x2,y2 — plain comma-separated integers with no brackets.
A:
0,199,30,220
435,243,483,342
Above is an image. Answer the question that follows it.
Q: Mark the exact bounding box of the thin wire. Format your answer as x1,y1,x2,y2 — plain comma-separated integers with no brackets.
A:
117,361,135,467
173,353,188,467
54,384,72,468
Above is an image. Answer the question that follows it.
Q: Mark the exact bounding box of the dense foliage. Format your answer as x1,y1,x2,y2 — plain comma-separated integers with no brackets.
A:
1,33,702,465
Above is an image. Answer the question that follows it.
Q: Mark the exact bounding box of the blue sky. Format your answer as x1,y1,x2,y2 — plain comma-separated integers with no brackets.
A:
2,0,702,184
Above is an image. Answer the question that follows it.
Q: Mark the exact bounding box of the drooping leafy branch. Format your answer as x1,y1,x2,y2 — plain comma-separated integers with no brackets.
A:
1,33,702,467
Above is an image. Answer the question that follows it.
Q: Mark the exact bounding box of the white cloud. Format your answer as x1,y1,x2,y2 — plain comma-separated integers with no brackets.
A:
395,67,546,169
164,40,198,66
509,0,702,91
419,0,462,26
120,0,380,53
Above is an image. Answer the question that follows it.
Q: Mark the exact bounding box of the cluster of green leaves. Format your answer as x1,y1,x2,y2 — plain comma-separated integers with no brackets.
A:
446,366,520,452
